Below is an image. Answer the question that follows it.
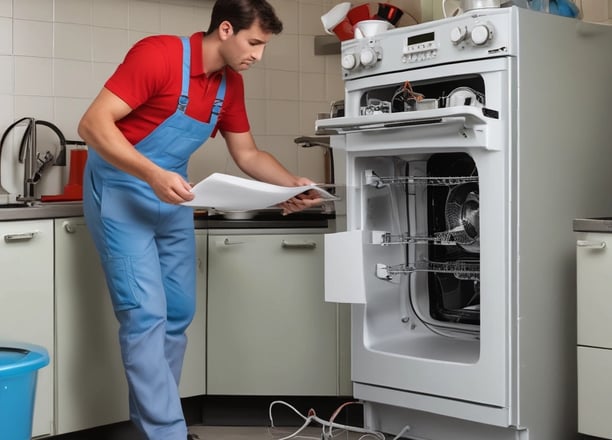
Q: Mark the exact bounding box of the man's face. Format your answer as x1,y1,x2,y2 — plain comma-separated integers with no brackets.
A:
220,19,272,72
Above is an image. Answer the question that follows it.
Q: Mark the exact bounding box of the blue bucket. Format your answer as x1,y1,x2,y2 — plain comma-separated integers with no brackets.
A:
0,343,49,440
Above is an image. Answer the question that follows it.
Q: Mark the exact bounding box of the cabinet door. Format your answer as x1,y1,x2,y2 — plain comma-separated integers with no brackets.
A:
179,230,207,397
54,218,129,434
0,219,54,437
577,232,612,348
207,234,338,395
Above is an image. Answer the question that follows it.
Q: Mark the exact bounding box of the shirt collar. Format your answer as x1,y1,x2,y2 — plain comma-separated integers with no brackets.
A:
190,31,223,80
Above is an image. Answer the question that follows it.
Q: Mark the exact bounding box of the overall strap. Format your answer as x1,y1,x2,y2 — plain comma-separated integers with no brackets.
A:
211,72,227,117
177,36,190,113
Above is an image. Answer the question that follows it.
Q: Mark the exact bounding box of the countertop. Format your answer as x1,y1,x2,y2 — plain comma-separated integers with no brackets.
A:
573,218,612,233
0,201,84,221
0,202,335,231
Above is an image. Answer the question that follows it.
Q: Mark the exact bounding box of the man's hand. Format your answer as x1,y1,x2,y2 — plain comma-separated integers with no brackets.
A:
147,168,195,204
278,189,323,215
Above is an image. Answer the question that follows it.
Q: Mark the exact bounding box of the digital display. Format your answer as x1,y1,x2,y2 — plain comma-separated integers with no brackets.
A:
408,32,435,46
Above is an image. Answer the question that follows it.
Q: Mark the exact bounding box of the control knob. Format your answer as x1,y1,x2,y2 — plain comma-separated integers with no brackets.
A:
450,26,467,45
341,53,359,70
470,24,493,46
359,46,379,67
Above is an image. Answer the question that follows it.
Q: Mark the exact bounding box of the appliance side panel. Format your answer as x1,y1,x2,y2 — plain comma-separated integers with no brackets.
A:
515,10,612,439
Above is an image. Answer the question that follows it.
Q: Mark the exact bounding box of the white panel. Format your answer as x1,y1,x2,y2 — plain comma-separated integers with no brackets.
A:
578,346,612,438
577,233,612,348
325,230,366,303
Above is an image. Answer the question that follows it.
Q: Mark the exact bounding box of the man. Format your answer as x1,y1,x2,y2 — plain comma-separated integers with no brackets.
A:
77,1,319,439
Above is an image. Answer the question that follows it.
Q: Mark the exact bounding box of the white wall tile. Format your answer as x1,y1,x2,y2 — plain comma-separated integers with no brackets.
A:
160,4,203,35
187,135,231,183
14,56,53,96
0,17,12,55
0,0,12,18
300,72,326,101
269,0,299,34
265,34,299,71
0,94,14,129
14,95,53,120
92,62,119,93
299,35,325,73
55,0,92,25
299,2,325,36
129,0,161,33
14,0,53,21
299,100,329,133
0,55,13,94
245,99,266,135
13,20,53,57
93,27,130,63
266,70,299,101
54,23,92,61
259,135,299,174
54,59,94,98
266,100,299,135
297,145,325,183
242,67,266,100
54,97,91,139
93,0,129,29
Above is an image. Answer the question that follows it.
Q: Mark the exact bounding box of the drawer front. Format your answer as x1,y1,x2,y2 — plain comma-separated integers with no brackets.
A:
577,232,612,348
578,346,612,438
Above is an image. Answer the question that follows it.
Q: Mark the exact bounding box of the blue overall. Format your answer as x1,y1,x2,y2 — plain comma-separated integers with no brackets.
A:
83,37,225,440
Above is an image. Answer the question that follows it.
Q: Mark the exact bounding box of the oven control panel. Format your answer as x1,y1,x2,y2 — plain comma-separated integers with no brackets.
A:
340,7,516,80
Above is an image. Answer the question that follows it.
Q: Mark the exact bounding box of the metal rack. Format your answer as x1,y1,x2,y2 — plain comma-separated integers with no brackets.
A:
376,261,480,281
365,170,478,188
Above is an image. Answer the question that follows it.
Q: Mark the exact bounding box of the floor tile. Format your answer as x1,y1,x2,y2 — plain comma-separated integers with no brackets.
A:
189,425,375,439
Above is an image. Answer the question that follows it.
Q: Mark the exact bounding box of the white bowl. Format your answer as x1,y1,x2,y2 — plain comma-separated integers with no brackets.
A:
353,19,394,39
321,2,351,35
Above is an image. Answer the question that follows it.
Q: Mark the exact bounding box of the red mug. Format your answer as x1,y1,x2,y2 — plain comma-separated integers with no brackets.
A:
331,16,354,40
347,3,372,24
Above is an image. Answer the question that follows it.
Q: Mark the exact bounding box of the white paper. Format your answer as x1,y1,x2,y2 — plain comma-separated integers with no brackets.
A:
181,172,339,210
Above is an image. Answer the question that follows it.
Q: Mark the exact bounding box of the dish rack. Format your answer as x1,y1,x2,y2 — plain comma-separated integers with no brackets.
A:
365,170,480,282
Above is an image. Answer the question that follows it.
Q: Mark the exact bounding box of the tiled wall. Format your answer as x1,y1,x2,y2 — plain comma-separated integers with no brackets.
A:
0,0,345,190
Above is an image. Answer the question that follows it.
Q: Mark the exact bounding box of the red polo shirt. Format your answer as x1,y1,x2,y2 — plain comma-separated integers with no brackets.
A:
105,32,250,145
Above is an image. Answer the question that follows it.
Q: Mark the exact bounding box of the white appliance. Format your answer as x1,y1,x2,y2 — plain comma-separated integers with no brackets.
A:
317,7,612,440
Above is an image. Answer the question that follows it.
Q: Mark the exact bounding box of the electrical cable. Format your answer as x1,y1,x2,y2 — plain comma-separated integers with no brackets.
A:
268,400,385,440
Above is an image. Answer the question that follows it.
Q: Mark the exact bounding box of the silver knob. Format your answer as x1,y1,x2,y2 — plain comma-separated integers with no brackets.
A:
359,47,378,67
450,26,467,45
470,24,493,46
341,53,358,70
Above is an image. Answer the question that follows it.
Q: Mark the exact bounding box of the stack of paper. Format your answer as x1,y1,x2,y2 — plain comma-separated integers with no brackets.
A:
181,173,338,211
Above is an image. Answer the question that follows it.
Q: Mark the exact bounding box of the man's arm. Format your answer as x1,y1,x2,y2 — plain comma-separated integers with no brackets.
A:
78,88,194,204
222,130,322,213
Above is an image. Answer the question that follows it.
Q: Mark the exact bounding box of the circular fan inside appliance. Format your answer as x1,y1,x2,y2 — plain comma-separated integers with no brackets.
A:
445,182,480,253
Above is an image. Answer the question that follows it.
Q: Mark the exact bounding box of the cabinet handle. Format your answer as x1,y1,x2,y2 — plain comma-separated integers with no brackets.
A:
63,221,77,233
577,240,606,249
3,231,37,243
223,238,245,246
281,240,317,250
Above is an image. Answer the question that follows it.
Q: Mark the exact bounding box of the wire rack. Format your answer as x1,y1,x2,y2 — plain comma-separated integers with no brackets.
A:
366,172,478,188
378,260,480,281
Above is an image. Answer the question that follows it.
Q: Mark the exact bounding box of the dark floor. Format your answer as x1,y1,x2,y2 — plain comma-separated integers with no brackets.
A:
46,395,607,440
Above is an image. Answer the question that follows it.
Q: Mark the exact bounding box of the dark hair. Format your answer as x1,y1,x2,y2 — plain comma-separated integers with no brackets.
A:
206,0,283,35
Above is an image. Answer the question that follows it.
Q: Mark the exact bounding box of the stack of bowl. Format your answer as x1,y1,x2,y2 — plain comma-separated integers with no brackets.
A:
321,2,406,41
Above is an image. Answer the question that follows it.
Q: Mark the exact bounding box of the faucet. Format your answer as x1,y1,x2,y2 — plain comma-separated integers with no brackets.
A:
0,117,67,204
294,136,335,193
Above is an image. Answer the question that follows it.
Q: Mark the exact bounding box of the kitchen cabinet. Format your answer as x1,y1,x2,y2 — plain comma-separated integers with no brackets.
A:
54,218,207,434
207,232,347,395
179,229,207,397
576,230,612,439
54,217,129,434
0,219,54,437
